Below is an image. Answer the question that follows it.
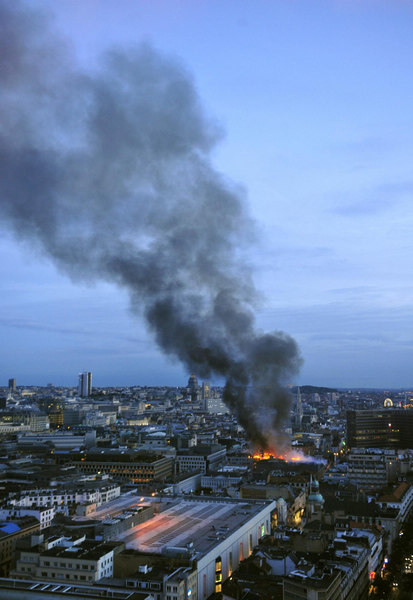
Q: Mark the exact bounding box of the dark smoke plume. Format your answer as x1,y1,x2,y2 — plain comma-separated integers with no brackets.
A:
0,1,302,449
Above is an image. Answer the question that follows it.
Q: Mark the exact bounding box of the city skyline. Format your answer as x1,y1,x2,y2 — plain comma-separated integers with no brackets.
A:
1,0,413,388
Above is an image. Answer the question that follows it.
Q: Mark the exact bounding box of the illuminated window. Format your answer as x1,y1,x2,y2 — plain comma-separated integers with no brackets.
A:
215,556,222,593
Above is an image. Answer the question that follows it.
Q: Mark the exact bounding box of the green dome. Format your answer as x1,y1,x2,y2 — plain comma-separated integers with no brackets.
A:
308,492,324,503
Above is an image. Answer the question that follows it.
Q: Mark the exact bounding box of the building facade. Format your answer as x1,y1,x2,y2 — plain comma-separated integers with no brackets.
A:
78,372,92,398
71,451,173,483
347,408,413,449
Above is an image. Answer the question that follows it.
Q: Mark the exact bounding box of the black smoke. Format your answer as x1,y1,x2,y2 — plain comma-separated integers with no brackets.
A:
0,1,302,449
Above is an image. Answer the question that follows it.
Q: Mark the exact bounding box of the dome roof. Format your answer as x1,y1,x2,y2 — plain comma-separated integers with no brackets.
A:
308,492,324,504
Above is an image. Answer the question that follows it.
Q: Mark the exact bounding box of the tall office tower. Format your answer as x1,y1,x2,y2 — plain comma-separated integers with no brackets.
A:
347,408,413,449
8,378,16,392
295,387,303,428
78,372,92,397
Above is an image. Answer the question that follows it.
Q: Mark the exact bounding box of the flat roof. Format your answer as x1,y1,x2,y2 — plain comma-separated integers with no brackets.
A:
74,493,151,522
115,498,272,556
0,579,139,599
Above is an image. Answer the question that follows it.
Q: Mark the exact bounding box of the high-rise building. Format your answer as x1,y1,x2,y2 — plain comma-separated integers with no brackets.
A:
347,408,413,449
78,372,92,397
8,379,16,392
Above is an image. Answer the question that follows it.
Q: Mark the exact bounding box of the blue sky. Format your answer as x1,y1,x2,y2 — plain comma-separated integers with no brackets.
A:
1,0,413,388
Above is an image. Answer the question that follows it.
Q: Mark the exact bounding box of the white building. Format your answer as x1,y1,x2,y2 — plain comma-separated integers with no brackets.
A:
0,507,54,530
120,497,275,599
175,446,226,475
201,474,243,492
9,483,121,512
13,539,117,583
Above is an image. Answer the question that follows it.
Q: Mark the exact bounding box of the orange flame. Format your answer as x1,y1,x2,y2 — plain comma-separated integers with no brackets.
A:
251,449,307,462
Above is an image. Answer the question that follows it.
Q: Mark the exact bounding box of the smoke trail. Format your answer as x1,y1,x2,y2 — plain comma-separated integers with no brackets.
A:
0,1,302,449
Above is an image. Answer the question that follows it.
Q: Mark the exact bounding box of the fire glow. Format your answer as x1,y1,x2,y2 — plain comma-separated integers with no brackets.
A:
251,449,306,462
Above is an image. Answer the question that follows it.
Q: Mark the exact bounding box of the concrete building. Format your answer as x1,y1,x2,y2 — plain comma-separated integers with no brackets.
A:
203,396,229,414
164,472,202,495
201,472,243,493
0,517,40,577
336,529,384,577
122,564,197,600
283,568,341,600
112,496,275,599
12,539,122,584
175,445,226,475
347,448,399,491
17,430,96,450
78,372,92,398
0,507,54,530
9,482,121,512
29,413,49,432
70,450,173,483
347,408,413,449
282,534,369,600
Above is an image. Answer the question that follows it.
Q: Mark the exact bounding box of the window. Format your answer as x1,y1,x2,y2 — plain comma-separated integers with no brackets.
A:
215,557,222,594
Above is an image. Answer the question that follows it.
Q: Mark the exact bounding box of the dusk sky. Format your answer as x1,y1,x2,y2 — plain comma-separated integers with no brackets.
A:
1,0,413,389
